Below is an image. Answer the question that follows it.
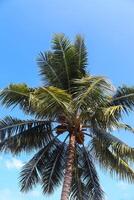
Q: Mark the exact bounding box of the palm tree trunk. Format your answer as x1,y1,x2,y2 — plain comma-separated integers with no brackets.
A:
60,132,76,200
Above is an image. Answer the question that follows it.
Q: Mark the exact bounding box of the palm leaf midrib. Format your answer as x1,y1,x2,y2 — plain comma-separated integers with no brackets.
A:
0,120,48,131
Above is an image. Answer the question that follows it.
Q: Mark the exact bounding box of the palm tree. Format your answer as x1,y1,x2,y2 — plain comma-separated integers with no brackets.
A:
1,34,134,200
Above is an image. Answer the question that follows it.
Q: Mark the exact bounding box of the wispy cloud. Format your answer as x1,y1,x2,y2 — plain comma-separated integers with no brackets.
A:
0,188,42,200
5,158,24,170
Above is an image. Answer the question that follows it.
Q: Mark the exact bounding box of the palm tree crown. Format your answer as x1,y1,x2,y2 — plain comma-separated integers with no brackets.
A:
0,34,134,200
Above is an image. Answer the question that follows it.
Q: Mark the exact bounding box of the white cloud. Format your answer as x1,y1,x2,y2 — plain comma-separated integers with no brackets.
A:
0,188,42,200
0,189,12,200
5,158,24,170
29,189,41,197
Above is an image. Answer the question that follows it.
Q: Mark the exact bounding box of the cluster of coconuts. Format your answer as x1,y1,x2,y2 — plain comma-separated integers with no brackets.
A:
56,125,84,144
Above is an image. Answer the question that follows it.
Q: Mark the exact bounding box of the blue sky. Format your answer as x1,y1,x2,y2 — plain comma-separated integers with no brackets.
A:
1,0,134,199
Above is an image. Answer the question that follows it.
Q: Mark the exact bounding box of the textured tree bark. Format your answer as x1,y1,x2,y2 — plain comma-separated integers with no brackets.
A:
60,133,76,200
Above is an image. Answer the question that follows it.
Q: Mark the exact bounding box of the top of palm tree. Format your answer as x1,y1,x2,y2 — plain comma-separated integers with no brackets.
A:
37,34,87,90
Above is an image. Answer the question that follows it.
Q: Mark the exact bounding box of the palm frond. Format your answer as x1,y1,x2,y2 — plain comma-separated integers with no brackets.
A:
92,127,134,160
91,139,134,183
92,86,134,128
73,76,113,113
42,136,68,194
52,34,71,90
20,136,60,192
74,35,87,75
111,85,134,114
0,116,53,153
81,146,104,200
37,34,88,90
103,105,123,122
82,105,123,129
33,86,72,119
113,122,134,133
0,85,72,120
37,51,63,88
0,84,34,113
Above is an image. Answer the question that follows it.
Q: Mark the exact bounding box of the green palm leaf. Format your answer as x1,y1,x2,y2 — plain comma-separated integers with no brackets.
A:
111,85,134,114
38,34,88,90
42,139,67,194
0,84,34,113
20,136,60,192
81,146,104,200
33,86,72,119
92,127,134,160
91,139,134,182
74,35,87,76
52,34,71,90
37,51,63,88
73,76,113,113
102,105,123,123
113,122,134,133
0,85,72,119
0,116,53,153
